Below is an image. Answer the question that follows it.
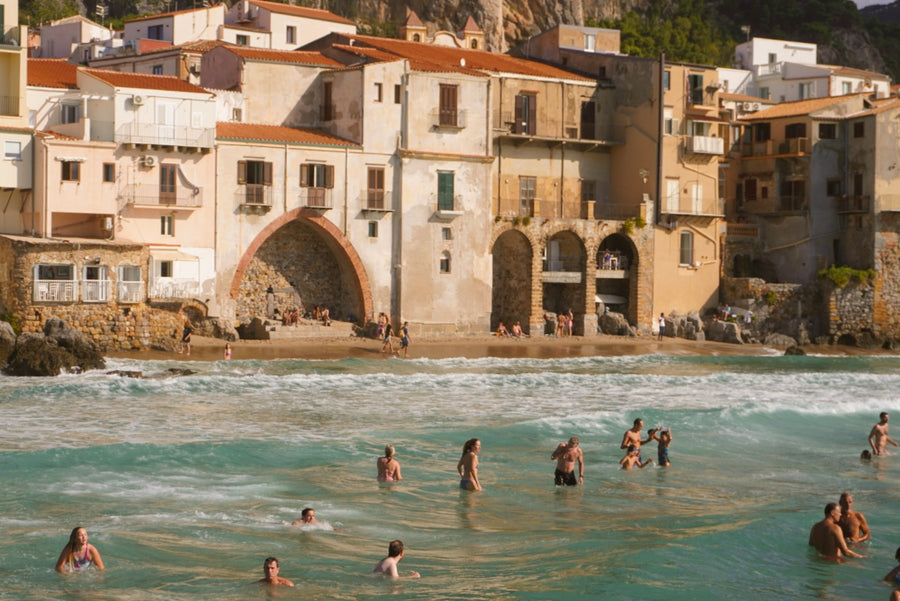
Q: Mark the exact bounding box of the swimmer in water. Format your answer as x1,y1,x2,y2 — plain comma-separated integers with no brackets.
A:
377,444,402,482
457,438,482,491
256,556,294,586
55,527,104,573
372,540,419,579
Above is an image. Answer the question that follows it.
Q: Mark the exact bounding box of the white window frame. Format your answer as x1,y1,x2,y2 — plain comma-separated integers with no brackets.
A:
679,231,694,266
4,140,21,160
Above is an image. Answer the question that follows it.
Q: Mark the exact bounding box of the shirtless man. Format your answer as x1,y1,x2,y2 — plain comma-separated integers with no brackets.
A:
620,445,653,469
291,507,317,526
372,540,420,579
551,437,584,486
621,418,654,453
838,492,871,544
869,412,898,456
256,557,295,587
457,438,482,491
808,503,865,560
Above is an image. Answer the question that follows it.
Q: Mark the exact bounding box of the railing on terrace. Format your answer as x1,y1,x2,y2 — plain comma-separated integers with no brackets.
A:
779,137,809,154
115,123,215,148
687,135,724,155
431,108,468,129
299,187,333,209
778,196,806,212
364,189,392,211
117,281,145,304
836,195,869,213
81,280,111,303
119,184,203,207
149,279,200,300
33,280,78,302
235,184,273,208
543,259,583,272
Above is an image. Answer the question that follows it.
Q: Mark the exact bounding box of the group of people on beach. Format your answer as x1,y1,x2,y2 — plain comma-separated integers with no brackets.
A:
377,313,410,357
806,411,900,601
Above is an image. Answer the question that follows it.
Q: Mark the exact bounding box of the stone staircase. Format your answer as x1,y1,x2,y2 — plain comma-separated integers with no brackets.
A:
261,318,356,339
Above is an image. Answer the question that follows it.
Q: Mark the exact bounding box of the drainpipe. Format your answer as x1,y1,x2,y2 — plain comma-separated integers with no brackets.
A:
393,63,410,325
283,141,288,213
343,146,349,235
656,52,665,225
560,81,565,218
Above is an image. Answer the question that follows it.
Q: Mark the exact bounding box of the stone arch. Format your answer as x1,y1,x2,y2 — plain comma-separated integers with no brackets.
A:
491,229,534,331
230,209,372,324
542,229,587,334
596,233,639,325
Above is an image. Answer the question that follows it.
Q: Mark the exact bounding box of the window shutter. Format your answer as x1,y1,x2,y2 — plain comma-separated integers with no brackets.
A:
237,160,247,184
300,164,309,187
263,162,272,185
324,165,334,188
527,96,537,135
514,94,523,134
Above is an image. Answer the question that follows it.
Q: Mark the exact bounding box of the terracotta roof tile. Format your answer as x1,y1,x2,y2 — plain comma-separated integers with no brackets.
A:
216,122,359,147
223,46,341,67
82,69,212,94
138,39,173,53
462,16,481,32
249,0,356,26
405,10,424,27
28,59,79,89
741,94,866,120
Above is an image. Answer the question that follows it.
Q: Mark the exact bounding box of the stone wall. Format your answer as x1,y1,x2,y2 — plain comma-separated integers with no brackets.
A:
828,281,877,345
874,213,900,339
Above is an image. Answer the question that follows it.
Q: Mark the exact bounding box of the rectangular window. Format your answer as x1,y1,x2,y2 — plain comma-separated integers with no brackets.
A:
853,121,865,138
442,227,453,240
61,104,78,124
394,84,401,104
300,163,334,188
679,231,693,266
160,164,177,204
768,53,777,64
785,123,806,139
826,179,842,197
688,74,704,104
439,252,451,273
61,161,80,182
4,141,21,160
152,64,163,75
374,82,383,102
437,171,455,211
580,101,595,139
842,81,852,95
237,160,273,204
819,123,837,139
663,70,670,90
754,123,771,142
691,183,703,214
236,34,249,46
368,221,378,238
439,84,458,127
148,24,163,40
584,34,595,51
286,25,296,44
232,108,242,121
780,180,805,211
581,180,595,202
158,259,173,277
519,176,536,216
366,167,385,209
853,172,864,196
160,215,174,236
744,178,758,202
664,109,675,135
515,92,537,135
799,82,812,99
117,265,143,303
759,87,769,100
102,163,115,182
666,179,679,212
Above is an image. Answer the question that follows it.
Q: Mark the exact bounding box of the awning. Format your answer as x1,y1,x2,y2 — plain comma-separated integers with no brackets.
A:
150,249,199,261
596,294,627,305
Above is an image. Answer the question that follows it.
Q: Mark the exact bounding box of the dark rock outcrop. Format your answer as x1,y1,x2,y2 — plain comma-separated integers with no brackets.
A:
4,319,105,376
194,316,239,341
784,345,807,355
707,320,743,344
0,321,16,365
764,333,798,348
599,311,631,336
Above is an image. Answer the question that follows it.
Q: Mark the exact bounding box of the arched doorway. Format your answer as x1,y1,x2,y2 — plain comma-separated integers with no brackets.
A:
596,233,638,324
542,230,586,335
491,229,533,332
232,215,370,326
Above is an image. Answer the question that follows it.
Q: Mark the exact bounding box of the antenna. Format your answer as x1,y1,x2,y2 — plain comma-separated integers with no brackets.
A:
740,25,751,42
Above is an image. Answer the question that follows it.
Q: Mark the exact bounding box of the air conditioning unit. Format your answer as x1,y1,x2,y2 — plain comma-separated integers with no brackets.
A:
132,94,145,106
101,216,114,231
752,102,761,111
142,155,157,167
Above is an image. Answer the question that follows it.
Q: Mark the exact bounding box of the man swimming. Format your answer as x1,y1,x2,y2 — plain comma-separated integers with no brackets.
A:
256,557,294,586
372,540,420,579
551,437,584,486
291,507,317,526
808,503,865,560
868,412,898,456
621,418,654,453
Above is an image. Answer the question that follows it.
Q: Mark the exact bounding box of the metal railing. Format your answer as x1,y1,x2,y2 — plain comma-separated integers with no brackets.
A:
778,137,809,154
363,189,392,210
299,187,333,209
81,280,111,303
115,123,215,148
778,195,806,212
432,108,467,129
33,280,78,302
236,184,273,207
117,281,145,304
149,279,200,300
119,184,203,207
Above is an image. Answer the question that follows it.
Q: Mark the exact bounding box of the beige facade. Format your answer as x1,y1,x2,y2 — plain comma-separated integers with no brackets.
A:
124,5,225,47
224,0,356,50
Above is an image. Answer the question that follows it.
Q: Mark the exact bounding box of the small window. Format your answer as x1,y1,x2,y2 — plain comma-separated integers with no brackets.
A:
236,34,249,46
470,38,478,49
663,109,676,136
232,108,242,121
842,81,852,95
768,53,777,64
581,180,595,202
61,161,80,182
785,123,806,139
368,221,378,238
759,87,769,100
152,64,163,75
120,265,141,281
148,24,164,40
366,167,385,209
286,25,296,44
374,82,382,102
160,215,174,236
439,251,451,274
799,82,812,99
394,84,401,104
158,260,173,277
61,104,78,124
826,179,842,197
4,141,21,160
413,33,421,42
584,34,595,51
744,178,757,202
442,227,452,240
663,70,670,90
102,163,115,182
679,231,694,266
439,84,458,127
853,122,865,138
819,123,836,140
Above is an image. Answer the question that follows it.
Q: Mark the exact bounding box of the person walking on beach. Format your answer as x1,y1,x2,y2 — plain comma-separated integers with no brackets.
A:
808,503,865,560
838,492,871,544
377,444,402,482
55,527,104,573
551,437,584,486
381,321,394,354
256,556,294,586
657,313,666,341
372,540,420,579
869,412,898,456
397,322,410,358
457,438,482,491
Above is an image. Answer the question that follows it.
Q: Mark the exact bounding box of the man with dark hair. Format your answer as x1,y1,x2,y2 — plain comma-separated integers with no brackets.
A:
256,557,294,586
869,412,897,456
292,507,317,526
839,492,871,543
809,503,865,560
372,540,420,579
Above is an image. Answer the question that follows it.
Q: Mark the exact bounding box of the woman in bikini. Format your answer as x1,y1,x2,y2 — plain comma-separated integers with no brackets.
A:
377,444,402,482
55,526,104,573
457,438,482,491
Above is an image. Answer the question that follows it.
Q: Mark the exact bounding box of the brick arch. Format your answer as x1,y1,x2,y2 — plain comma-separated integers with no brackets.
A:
229,208,373,321
490,222,541,254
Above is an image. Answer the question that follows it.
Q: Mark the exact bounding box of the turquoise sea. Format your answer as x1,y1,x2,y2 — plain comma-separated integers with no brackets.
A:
1,352,899,600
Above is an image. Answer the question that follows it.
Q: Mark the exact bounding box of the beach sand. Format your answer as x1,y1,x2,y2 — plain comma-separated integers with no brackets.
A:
106,329,881,362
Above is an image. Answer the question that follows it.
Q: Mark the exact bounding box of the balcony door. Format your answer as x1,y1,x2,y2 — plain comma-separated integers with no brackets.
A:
160,164,177,204
157,101,176,145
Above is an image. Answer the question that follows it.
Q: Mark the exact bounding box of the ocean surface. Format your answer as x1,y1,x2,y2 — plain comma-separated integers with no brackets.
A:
1,351,899,601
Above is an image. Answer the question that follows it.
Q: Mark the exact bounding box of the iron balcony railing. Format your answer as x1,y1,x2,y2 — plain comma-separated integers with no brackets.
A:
364,189,392,210
299,187,333,209
119,184,203,207
33,280,78,302
236,184,273,208
81,280,111,303
115,123,215,149
117,281,145,304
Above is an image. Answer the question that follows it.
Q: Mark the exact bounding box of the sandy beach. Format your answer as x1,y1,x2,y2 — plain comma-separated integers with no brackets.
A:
105,330,885,362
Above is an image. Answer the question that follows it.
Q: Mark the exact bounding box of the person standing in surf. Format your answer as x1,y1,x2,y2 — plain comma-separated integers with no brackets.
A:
55,527,104,573
551,437,584,486
457,438,482,491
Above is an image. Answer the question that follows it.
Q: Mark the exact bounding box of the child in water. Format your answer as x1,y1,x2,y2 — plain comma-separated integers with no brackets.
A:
620,445,653,470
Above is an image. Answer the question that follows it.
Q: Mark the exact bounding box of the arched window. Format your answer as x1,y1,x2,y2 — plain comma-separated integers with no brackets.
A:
413,33,421,42
440,251,451,273
470,39,478,49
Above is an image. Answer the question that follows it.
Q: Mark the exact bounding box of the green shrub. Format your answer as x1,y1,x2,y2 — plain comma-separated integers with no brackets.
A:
764,290,777,305
621,218,634,235
818,265,876,288
634,215,646,229
522,216,531,226
0,312,21,334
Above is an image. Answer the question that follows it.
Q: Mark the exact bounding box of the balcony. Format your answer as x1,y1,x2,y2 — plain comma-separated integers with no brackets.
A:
687,135,724,155
116,123,215,149
299,187,333,209
434,194,463,219
543,259,583,284
363,189,392,212
778,137,809,155
117,281,145,303
119,184,203,208
81,280,111,303
432,108,467,129
0,95,20,117
836,195,869,214
33,280,78,302
149,278,200,300
742,139,773,157
778,196,806,212
236,184,273,212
